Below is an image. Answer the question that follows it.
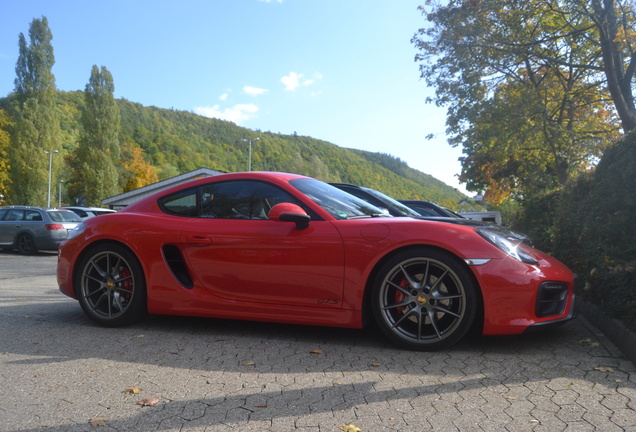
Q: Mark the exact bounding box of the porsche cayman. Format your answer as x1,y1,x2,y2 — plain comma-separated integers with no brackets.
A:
57,172,575,350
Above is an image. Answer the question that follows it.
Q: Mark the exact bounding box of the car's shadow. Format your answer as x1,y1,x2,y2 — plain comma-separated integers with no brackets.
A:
0,292,617,374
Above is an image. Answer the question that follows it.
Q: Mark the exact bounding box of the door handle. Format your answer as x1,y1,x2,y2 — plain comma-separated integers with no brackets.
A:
185,235,212,245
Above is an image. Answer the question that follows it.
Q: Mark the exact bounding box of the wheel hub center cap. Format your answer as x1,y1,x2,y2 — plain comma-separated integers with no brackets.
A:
417,295,427,305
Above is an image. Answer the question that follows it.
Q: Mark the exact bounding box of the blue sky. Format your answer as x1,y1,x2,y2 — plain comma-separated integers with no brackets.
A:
0,0,467,194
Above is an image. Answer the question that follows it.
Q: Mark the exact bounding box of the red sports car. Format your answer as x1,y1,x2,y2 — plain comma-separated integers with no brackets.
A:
57,172,575,350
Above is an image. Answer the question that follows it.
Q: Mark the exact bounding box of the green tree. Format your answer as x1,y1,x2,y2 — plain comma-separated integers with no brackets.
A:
9,16,62,206
0,109,11,203
458,71,616,203
412,0,631,202
586,0,636,132
69,66,121,205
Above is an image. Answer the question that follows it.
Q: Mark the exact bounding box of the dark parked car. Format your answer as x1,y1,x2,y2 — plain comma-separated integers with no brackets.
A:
331,183,532,245
329,183,423,218
0,205,81,254
399,199,464,219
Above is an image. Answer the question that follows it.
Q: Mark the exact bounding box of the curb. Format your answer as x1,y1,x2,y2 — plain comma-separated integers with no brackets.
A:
576,298,636,367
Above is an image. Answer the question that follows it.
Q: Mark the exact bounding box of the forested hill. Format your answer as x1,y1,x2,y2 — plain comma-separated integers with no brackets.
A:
57,91,466,205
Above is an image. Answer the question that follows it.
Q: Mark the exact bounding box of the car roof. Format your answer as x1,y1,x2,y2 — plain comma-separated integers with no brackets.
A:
0,205,76,212
1,205,46,210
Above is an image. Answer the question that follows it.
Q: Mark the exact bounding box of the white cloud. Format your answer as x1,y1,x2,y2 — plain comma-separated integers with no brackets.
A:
243,86,268,96
281,71,323,92
281,72,302,91
219,93,229,101
194,103,259,124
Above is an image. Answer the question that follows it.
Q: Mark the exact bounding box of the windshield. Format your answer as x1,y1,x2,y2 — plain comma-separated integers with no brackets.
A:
290,178,388,220
363,188,423,218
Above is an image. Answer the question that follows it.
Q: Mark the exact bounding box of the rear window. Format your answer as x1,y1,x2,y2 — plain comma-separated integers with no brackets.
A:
48,210,81,222
71,209,89,218
159,187,198,217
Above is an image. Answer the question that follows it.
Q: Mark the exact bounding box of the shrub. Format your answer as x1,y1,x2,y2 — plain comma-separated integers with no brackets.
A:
541,131,636,331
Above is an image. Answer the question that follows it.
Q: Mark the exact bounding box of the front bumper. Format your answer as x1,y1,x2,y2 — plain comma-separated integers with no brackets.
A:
523,294,577,332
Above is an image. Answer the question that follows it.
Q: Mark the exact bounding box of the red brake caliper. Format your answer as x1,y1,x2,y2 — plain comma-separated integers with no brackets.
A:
120,267,132,295
395,278,409,315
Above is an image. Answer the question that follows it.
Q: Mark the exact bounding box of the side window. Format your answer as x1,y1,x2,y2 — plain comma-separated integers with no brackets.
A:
200,180,302,220
25,210,43,221
159,187,198,217
5,209,25,221
0,209,7,221
159,180,307,220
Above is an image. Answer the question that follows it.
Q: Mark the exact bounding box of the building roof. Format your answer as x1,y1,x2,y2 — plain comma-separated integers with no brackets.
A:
102,167,224,209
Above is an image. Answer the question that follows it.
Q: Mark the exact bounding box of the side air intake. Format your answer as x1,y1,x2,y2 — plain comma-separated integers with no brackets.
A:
162,245,194,289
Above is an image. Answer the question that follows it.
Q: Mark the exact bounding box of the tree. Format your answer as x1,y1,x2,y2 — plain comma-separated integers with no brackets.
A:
0,109,11,202
458,70,617,203
120,141,159,192
9,16,61,206
587,0,636,132
412,0,633,202
69,66,121,205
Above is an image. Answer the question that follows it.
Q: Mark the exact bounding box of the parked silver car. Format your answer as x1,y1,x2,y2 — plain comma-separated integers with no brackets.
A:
61,206,116,219
0,206,81,255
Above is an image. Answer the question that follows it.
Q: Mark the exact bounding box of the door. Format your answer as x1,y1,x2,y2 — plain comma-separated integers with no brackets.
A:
172,180,346,308
0,209,24,245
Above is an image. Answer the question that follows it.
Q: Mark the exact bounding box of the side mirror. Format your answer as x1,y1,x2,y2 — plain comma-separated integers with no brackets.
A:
268,203,310,230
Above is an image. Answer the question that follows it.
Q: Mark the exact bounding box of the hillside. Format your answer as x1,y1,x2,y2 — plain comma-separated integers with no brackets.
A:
9,91,466,206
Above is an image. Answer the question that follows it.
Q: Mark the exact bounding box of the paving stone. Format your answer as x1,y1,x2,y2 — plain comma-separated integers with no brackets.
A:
1,258,636,431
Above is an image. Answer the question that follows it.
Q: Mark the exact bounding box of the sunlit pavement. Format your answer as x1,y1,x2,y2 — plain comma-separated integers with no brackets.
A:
1,252,635,432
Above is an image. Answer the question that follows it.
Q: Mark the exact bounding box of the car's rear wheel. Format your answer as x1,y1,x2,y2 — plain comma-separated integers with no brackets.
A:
372,248,477,351
75,243,147,327
17,233,37,255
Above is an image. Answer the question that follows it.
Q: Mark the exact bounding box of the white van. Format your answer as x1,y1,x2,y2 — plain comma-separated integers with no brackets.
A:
458,211,502,225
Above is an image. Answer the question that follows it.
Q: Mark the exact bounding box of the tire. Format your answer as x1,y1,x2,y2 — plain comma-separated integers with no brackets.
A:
372,248,477,351
17,233,37,255
75,243,147,327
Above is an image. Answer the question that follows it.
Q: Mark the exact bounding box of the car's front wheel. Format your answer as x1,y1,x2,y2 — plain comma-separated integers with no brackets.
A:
17,233,37,255
372,248,477,351
75,243,147,327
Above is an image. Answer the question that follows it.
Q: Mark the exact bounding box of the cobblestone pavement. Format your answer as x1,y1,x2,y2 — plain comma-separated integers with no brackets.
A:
0,252,635,432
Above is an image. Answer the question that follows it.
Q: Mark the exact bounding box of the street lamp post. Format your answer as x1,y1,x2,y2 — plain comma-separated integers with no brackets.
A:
240,137,260,171
44,150,59,208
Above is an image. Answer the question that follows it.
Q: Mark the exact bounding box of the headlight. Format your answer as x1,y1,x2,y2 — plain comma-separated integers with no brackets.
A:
476,228,539,265
67,222,86,240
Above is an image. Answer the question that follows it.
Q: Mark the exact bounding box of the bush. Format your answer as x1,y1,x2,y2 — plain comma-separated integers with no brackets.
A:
540,131,636,332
